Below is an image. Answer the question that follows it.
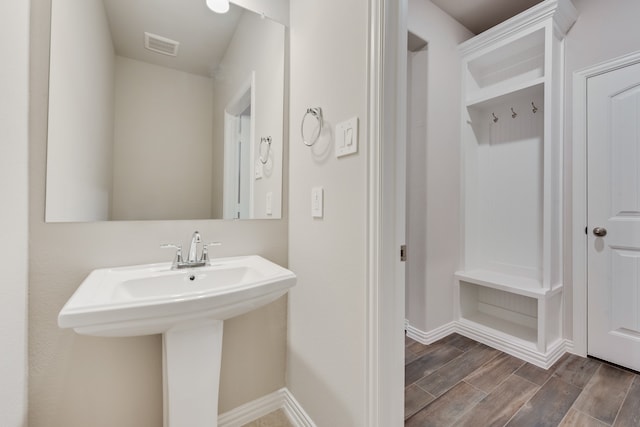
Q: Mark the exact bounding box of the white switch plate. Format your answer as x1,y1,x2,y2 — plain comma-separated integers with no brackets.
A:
255,161,263,179
335,116,358,158
266,192,273,215
311,187,323,218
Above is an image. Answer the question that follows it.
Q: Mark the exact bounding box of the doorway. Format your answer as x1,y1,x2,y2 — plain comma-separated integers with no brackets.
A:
574,51,640,372
586,59,640,372
405,32,428,328
223,73,255,219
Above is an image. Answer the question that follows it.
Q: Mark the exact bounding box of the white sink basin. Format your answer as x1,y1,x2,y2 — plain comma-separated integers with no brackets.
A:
58,255,295,337
58,255,295,427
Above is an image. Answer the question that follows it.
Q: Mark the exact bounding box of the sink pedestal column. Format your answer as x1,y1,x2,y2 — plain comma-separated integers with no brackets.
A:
162,319,224,427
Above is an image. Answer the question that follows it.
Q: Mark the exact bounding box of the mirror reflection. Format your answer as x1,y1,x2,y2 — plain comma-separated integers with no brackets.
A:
45,0,285,222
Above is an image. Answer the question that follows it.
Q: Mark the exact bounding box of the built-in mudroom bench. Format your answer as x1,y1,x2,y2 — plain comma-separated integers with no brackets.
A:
454,0,577,368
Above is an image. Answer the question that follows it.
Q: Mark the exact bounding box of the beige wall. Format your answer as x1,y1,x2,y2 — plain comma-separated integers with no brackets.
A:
29,0,289,425
46,0,114,222
0,0,29,425
563,0,640,339
111,56,214,220
405,0,473,333
287,0,369,425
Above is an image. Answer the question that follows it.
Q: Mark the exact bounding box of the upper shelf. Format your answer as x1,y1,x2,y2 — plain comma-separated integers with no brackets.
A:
466,77,544,109
464,27,545,105
466,28,544,91
461,0,577,109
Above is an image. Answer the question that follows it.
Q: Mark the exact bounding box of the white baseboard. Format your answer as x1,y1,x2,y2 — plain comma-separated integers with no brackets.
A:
564,339,576,354
281,390,316,427
218,387,315,427
455,320,569,369
406,321,457,345
405,320,573,369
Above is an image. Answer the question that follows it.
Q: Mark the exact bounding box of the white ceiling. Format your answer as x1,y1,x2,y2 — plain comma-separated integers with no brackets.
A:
430,0,544,34
103,0,244,77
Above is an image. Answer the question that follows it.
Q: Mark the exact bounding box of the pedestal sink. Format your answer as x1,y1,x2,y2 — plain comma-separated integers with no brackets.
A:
58,255,296,427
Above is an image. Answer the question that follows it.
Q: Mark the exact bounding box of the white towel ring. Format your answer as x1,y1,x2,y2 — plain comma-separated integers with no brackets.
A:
301,107,323,146
259,136,272,164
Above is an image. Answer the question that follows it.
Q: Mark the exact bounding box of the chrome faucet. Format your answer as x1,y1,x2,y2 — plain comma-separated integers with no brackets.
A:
187,231,202,263
161,231,221,270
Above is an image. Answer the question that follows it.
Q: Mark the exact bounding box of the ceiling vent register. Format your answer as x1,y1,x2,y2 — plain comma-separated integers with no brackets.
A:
144,32,180,57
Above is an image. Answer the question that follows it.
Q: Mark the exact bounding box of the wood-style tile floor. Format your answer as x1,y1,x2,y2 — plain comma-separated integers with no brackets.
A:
405,334,640,427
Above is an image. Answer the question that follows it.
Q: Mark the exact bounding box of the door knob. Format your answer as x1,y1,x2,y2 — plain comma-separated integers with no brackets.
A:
593,227,607,237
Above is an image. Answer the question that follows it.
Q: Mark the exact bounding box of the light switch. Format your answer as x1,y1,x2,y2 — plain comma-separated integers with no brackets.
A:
335,117,358,158
311,187,323,218
266,192,273,215
255,161,263,179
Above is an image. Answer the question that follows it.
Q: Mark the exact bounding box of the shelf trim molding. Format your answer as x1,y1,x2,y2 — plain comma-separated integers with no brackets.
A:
455,270,562,299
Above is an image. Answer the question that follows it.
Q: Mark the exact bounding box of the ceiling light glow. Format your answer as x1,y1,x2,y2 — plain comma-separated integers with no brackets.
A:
206,0,229,14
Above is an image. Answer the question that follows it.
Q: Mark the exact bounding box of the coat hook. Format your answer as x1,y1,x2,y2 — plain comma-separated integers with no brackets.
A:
511,107,517,118
492,112,498,123
532,102,538,113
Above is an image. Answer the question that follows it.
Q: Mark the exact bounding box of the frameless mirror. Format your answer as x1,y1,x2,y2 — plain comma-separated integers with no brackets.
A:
45,0,285,221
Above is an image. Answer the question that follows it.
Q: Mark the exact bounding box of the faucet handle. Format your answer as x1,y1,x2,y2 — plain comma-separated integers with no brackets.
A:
160,243,182,250
200,242,222,263
160,244,183,266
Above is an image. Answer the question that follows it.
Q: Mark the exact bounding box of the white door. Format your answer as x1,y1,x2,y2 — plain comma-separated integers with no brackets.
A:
587,61,640,371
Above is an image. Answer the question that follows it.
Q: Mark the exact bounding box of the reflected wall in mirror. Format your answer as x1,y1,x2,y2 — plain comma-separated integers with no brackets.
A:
46,0,285,222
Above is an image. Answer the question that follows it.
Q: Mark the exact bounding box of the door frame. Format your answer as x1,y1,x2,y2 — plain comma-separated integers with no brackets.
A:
223,73,256,219
366,0,407,425
572,50,640,356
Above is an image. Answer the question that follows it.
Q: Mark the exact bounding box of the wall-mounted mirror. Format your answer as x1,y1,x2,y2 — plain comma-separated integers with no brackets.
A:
45,0,285,222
